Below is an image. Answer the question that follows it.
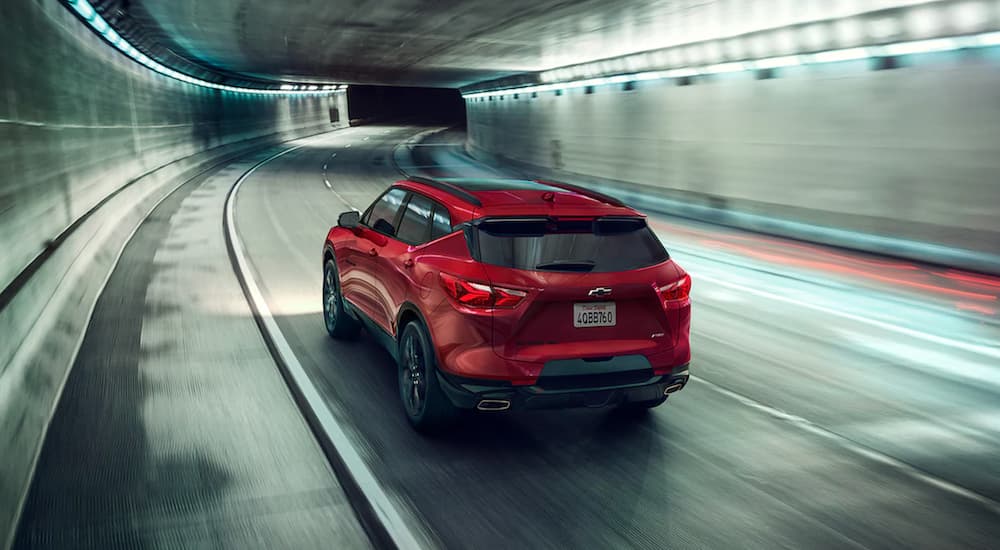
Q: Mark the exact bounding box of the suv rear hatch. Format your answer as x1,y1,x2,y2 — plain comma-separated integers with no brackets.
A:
469,217,686,362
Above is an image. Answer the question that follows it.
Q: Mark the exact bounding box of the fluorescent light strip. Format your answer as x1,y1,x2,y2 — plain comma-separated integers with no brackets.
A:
66,0,343,96
463,32,1000,99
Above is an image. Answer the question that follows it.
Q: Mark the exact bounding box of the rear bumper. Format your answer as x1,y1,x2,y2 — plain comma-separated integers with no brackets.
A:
438,362,690,411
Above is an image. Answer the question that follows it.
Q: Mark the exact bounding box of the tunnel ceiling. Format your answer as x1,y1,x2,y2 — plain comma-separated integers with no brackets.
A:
110,0,946,89
119,0,730,88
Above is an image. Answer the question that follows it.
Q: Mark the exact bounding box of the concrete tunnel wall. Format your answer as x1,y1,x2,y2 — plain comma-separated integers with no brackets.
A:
0,0,347,544
465,54,1000,273
0,0,348,293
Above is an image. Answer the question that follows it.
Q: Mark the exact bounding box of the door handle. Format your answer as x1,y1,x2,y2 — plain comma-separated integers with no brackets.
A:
368,248,379,257
403,258,414,269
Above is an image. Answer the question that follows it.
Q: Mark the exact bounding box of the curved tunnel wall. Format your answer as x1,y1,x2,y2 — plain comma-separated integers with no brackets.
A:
466,55,1000,272
0,0,347,294
0,1,347,543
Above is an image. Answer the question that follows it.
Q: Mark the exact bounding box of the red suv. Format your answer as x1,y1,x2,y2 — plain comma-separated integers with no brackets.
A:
323,177,691,431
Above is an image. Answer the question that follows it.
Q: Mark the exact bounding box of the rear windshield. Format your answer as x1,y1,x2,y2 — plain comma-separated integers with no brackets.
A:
471,217,669,273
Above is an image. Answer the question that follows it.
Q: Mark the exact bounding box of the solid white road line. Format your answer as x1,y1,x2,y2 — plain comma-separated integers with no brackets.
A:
225,138,427,550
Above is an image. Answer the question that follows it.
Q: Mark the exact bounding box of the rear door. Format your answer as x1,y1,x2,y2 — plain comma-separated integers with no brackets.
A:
473,217,681,362
379,191,439,335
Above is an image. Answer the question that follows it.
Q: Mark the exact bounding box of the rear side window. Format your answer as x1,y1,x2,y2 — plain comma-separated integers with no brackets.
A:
430,204,452,240
396,193,435,244
363,188,407,236
473,217,668,273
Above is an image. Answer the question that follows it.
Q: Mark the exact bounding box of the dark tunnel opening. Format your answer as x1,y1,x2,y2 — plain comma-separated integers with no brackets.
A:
346,85,466,126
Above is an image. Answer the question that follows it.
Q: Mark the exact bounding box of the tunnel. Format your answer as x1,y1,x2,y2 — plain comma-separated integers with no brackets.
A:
1,0,1000,548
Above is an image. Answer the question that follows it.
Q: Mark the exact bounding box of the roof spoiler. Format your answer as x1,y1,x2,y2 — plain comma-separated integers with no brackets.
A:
534,179,627,208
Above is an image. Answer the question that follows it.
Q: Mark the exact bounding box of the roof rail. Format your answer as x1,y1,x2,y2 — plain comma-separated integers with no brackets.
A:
534,179,627,208
407,176,483,207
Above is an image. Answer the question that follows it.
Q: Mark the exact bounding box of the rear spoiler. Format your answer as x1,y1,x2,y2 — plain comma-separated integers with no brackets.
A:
534,179,627,208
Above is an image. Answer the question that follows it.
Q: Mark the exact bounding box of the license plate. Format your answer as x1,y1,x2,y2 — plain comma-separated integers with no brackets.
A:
574,302,616,328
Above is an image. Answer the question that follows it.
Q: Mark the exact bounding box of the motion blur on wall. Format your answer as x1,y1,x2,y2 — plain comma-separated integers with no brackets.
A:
462,0,1000,274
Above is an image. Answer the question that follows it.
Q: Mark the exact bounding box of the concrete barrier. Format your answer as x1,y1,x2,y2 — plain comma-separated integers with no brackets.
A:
465,56,1000,274
0,0,346,545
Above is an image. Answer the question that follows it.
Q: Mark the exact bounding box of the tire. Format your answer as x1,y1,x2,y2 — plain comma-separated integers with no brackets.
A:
397,321,459,433
323,258,360,339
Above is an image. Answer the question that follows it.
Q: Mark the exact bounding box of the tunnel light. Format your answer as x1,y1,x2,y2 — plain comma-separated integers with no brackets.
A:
884,38,958,56
464,28,1000,101
702,62,747,74
70,0,95,20
952,1,990,32
684,44,705,65
976,31,1000,46
774,28,797,53
624,55,646,72
632,71,667,81
724,38,746,59
703,40,724,62
753,55,803,69
907,6,942,37
811,47,870,63
834,18,865,46
755,34,777,58
664,68,699,78
803,23,830,51
62,0,343,96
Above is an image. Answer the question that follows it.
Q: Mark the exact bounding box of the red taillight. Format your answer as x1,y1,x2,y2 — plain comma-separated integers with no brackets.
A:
439,272,526,309
656,275,691,303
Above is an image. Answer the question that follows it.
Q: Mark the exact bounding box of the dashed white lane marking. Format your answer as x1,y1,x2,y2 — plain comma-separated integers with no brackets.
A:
344,143,351,148
319,148,355,207
225,141,427,549
692,376,1000,517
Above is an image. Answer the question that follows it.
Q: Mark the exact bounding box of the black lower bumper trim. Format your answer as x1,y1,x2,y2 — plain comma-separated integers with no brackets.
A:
438,364,689,411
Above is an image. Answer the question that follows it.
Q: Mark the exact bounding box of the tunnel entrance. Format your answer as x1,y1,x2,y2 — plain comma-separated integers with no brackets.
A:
347,85,465,126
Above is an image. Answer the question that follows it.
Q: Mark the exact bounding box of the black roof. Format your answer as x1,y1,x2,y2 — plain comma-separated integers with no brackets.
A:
408,176,627,208
437,178,553,191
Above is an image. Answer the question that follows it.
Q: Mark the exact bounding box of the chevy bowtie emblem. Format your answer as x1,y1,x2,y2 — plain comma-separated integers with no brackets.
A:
588,287,612,297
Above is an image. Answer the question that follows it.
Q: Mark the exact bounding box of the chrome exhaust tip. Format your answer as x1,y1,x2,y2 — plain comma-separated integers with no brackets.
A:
476,399,511,411
663,382,686,395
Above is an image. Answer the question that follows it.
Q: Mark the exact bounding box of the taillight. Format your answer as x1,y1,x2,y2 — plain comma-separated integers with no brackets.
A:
439,272,526,309
656,274,691,304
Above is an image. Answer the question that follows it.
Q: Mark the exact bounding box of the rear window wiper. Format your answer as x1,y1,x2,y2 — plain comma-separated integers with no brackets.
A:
534,260,596,272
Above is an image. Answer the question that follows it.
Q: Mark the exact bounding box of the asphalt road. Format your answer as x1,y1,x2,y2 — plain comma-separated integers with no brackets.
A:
14,148,370,549
230,125,1000,548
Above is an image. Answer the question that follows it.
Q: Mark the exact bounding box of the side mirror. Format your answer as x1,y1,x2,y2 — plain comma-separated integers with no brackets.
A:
338,210,360,229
